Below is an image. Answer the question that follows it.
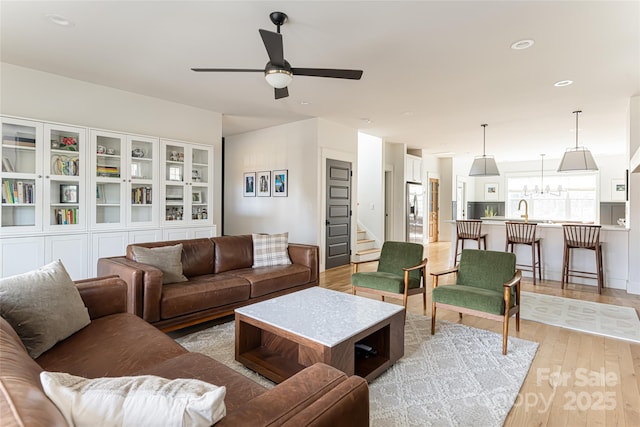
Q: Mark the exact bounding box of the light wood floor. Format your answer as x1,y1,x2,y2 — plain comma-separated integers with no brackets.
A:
321,242,640,427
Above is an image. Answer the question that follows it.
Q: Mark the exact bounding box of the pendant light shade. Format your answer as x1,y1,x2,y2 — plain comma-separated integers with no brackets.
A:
557,110,598,172
469,124,500,176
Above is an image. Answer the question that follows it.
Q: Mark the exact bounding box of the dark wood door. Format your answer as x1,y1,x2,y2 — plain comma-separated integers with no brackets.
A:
325,159,352,269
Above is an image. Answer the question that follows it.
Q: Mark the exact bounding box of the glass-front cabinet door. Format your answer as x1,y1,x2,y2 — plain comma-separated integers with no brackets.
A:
44,123,86,231
161,140,213,226
0,117,42,233
127,135,158,227
90,130,126,229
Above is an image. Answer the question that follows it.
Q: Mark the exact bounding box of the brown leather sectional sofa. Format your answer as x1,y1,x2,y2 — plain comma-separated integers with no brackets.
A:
97,235,319,331
0,276,370,426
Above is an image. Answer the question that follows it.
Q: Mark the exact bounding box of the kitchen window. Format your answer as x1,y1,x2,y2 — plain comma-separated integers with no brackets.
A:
506,173,597,222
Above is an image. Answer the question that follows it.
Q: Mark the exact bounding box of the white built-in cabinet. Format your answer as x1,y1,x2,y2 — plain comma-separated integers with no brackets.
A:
405,154,422,183
90,130,160,229
161,140,213,227
0,115,216,280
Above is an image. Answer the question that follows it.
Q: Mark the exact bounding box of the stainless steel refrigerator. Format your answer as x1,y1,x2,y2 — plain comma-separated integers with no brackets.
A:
406,182,424,243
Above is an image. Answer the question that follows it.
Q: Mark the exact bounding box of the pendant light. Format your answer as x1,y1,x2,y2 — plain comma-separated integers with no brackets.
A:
557,110,598,172
469,124,500,176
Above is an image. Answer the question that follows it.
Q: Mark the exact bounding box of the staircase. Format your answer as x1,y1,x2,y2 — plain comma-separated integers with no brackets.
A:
353,229,381,263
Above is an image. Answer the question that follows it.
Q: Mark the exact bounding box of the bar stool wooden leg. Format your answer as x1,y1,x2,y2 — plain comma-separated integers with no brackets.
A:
531,242,536,286
596,244,604,294
561,245,568,289
536,241,542,282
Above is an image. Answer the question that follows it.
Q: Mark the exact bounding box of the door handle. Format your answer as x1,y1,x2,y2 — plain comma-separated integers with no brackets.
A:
325,220,330,226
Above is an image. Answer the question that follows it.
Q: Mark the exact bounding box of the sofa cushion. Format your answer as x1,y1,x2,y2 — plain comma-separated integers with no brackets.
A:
41,371,226,427
134,352,267,413
160,274,251,320
212,235,253,274
131,243,188,284
231,265,311,298
36,313,187,378
0,260,90,358
252,233,292,267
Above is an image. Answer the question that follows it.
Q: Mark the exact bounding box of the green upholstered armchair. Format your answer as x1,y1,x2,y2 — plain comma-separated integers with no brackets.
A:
430,249,522,355
351,241,428,317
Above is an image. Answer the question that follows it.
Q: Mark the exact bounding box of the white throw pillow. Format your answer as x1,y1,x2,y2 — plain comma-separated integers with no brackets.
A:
40,372,226,427
252,232,292,267
131,243,188,284
0,259,90,358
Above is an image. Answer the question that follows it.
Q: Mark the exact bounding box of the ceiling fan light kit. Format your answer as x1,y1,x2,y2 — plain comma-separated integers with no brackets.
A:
191,11,363,99
469,124,500,177
557,110,599,172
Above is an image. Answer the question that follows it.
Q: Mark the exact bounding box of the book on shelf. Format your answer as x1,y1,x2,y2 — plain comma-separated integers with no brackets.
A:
2,180,34,204
2,157,14,172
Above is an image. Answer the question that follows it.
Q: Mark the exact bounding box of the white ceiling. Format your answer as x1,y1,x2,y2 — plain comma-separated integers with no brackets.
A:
1,1,639,162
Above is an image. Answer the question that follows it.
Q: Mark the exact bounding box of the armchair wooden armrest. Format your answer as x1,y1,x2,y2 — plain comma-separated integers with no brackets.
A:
430,265,459,288
402,258,428,272
503,270,522,288
351,257,381,273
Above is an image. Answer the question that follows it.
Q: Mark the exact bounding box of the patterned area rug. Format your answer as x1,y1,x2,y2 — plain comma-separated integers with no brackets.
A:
520,291,640,343
176,313,538,427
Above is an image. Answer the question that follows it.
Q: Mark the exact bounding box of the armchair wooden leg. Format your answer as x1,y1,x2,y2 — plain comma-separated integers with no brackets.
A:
516,311,520,331
502,317,509,355
431,302,436,335
352,286,356,295
422,291,427,312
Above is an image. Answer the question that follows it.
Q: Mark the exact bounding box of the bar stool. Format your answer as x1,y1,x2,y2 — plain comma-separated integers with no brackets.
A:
454,220,487,263
561,224,604,294
505,222,541,285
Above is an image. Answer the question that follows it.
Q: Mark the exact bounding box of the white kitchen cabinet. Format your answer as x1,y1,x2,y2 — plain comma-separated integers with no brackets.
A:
405,155,422,183
44,233,88,280
0,237,45,278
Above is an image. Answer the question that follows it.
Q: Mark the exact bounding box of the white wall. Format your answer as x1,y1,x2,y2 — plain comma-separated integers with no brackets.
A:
384,142,406,241
357,132,384,245
438,157,453,241
0,63,223,227
224,119,319,244
627,96,640,294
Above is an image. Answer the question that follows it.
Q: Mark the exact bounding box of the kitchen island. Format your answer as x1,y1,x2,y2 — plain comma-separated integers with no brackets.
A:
446,219,629,291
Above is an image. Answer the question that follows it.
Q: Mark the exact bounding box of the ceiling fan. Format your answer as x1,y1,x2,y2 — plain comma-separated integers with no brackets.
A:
191,11,363,99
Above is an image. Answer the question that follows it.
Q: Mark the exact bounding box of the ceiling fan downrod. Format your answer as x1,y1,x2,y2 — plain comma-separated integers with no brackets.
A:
269,11,288,34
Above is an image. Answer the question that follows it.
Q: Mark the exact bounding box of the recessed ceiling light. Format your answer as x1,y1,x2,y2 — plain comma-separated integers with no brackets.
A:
299,101,310,105
510,39,535,50
360,118,372,124
45,13,74,27
554,80,574,87
402,111,413,116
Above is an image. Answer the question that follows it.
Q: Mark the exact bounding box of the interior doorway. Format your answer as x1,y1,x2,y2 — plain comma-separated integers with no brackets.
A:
428,178,439,243
325,159,352,269
384,170,393,241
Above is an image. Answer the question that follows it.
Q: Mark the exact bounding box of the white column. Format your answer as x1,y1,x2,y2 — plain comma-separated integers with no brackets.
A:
627,96,640,294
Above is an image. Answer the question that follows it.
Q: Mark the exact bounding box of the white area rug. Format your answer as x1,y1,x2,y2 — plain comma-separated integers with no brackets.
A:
520,291,640,343
176,313,538,427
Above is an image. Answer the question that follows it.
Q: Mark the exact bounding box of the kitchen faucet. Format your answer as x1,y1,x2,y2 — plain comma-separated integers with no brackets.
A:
518,199,529,223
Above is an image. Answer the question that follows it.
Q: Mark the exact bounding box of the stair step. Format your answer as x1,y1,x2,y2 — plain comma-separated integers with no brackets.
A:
357,239,375,244
356,248,381,256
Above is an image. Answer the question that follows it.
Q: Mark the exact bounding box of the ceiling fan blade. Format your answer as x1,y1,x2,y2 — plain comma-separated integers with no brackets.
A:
259,29,285,66
275,87,289,99
291,68,363,80
191,68,263,72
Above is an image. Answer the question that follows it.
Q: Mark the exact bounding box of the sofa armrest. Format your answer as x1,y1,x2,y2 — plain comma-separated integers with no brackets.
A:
288,244,319,283
97,256,163,322
75,276,127,320
218,363,368,427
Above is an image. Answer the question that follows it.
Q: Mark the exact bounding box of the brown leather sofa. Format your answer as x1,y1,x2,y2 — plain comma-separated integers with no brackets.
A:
0,276,369,426
97,235,319,331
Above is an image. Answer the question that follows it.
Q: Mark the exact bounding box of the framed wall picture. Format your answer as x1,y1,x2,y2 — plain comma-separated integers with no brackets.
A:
273,169,288,197
60,184,79,204
257,171,271,197
484,183,499,201
611,178,626,201
192,191,202,203
243,172,256,197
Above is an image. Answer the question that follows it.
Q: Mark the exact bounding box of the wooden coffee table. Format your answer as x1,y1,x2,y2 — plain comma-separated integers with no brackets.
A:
235,287,404,383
